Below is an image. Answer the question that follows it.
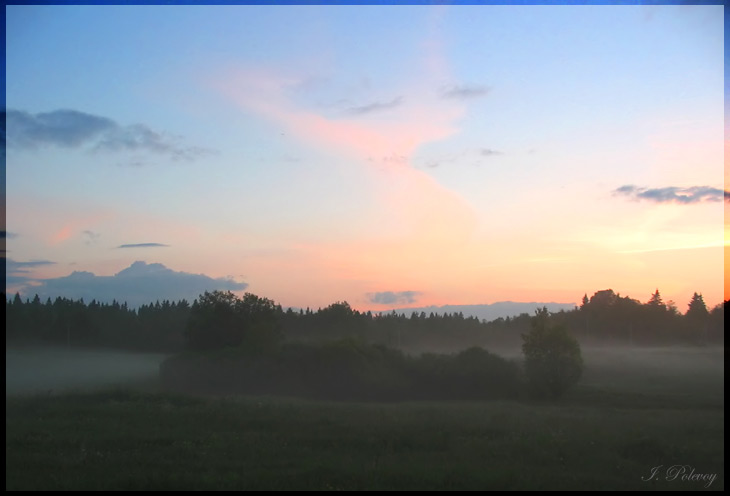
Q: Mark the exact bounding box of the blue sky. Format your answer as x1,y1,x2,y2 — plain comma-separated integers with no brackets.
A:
4,4,726,311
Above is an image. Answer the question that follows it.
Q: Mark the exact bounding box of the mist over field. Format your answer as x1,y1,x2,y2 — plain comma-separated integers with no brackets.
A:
579,346,724,398
5,347,167,395
6,341,724,490
6,343,723,402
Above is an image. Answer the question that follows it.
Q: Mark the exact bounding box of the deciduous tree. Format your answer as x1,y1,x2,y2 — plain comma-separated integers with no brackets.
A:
522,307,583,399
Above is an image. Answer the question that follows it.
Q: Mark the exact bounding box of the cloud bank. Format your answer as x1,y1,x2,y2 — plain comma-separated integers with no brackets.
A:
614,185,728,204
5,109,212,162
367,290,422,305
10,261,248,308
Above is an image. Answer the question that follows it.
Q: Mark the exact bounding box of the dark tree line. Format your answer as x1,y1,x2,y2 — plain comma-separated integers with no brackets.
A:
5,293,190,351
567,289,723,346
5,288,725,353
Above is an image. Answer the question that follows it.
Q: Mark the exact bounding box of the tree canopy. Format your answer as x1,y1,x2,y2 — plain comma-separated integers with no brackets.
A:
185,290,282,351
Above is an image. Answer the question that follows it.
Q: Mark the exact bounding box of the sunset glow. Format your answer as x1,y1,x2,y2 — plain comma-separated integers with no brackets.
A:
5,4,725,313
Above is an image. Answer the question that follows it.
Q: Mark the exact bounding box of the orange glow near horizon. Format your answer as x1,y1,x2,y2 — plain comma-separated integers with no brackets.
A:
723,138,730,301
4,6,724,320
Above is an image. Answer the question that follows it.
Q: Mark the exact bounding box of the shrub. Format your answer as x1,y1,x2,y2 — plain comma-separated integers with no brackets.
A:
161,340,523,401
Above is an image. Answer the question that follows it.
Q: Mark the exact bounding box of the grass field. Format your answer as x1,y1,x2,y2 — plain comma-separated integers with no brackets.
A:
5,347,724,490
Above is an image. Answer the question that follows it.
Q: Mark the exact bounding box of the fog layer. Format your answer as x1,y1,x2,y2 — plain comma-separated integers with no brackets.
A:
6,347,168,395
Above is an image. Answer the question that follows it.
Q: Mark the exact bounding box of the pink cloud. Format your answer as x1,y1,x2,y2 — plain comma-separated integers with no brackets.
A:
218,68,461,166
50,225,74,245
210,48,484,309
214,66,477,238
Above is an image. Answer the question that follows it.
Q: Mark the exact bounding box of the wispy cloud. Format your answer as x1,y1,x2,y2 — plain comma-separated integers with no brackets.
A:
117,243,170,249
83,230,100,246
344,96,404,115
95,124,212,161
7,259,56,272
11,261,248,308
613,185,728,204
367,290,422,305
420,147,503,169
6,258,57,286
440,84,490,100
618,242,725,254
5,109,214,163
367,153,408,165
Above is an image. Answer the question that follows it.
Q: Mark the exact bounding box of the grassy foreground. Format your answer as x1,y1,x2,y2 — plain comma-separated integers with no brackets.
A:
6,347,724,490
6,386,723,491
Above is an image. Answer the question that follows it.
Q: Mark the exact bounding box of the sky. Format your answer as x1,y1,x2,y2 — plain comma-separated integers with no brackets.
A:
4,4,727,312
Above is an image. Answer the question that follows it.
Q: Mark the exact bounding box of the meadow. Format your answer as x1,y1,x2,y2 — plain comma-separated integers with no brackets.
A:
5,346,724,490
